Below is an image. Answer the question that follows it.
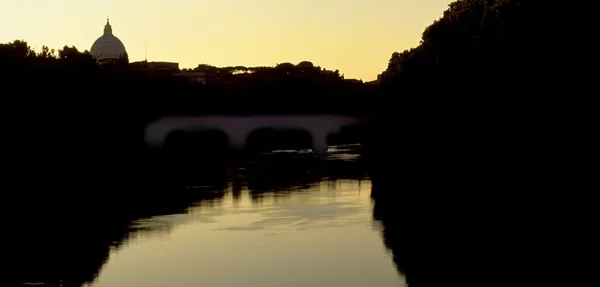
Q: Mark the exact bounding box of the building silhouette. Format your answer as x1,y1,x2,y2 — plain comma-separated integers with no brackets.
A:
90,18,128,65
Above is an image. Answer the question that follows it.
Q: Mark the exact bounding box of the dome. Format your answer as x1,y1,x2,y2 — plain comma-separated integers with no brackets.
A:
90,18,126,60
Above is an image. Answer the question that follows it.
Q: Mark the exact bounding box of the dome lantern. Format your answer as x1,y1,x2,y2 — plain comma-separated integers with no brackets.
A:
104,17,112,35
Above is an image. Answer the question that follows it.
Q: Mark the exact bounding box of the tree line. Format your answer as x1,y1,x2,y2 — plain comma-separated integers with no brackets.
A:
366,3,551,286
1,0,539,164
0,0,541,126
366,0,542,187
1,40,375,117
379,0,535,93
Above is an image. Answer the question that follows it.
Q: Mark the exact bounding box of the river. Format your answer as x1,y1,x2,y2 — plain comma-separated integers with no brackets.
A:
14,145,405,287
89,179,404,287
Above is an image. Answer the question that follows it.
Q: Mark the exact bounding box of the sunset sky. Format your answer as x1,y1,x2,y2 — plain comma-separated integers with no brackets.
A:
1,0,453,81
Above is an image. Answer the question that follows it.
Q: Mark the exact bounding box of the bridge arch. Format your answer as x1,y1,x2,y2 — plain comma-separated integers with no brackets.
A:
246,128,313,153
159,129,231,185
160,129,230,163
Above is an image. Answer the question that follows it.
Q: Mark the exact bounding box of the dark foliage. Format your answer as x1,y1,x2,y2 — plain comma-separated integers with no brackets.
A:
1,41,375,117
367,1,546,286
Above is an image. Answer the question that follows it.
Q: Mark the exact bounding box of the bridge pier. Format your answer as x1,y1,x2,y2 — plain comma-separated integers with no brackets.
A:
311,133,329,155
227,131,248,150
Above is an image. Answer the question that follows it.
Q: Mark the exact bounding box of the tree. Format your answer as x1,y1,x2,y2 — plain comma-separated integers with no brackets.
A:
380,0,535,94
0,40,35,62
37,45,56,59
58,46,80,60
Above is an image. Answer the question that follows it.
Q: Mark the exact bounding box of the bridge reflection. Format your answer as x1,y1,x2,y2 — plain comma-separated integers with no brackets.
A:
9,147,404,287
153,126,367,189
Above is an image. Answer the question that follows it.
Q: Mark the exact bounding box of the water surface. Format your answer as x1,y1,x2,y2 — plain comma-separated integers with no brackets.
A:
89,179,405,287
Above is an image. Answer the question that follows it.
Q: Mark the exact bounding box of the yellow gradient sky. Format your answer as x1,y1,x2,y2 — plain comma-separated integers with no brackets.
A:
1,0,453,81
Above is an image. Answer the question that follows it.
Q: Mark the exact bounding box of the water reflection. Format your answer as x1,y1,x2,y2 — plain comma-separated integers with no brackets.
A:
91,179,403,287
10,145,407,287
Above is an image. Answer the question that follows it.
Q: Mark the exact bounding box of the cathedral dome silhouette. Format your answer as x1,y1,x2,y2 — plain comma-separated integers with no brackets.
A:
90,18,127,61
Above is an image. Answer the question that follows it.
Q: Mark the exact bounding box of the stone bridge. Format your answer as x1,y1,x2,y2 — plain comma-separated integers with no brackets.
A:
144,115,364,154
